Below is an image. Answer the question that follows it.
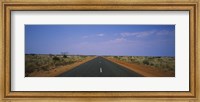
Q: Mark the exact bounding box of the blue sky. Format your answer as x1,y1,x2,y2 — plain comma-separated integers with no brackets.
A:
25,25,175,56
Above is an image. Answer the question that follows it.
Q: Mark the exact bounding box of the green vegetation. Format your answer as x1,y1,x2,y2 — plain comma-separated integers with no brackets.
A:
25,54,88,76
108,56,175,72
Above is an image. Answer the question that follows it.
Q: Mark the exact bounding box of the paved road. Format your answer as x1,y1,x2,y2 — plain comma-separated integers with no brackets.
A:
58,56,143,77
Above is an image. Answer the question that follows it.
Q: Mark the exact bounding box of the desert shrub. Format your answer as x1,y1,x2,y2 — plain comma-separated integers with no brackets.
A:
40,65,49,71
114,56,119,59
25,54,88,75
53,56,60,61
25,62,39,76
25,63,37,73
111,56,175,71
66,60,75,64
143,60,149,65
150,63,154,66
49,54,54,57
80,56,87,59
63,55,67,58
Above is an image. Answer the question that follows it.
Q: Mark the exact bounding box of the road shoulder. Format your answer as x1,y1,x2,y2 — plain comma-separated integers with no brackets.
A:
103,57,174,77
28,56,97,77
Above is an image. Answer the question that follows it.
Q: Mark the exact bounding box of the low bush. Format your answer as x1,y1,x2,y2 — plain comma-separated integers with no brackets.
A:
111,56,175,71
63,55,67,58
25,54,88,76
53,56,60,61
143,60,149,65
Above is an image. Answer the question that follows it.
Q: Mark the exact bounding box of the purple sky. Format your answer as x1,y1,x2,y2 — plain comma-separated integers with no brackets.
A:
25,25,175,56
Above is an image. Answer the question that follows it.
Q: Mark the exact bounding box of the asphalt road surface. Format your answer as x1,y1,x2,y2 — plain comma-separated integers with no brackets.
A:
58,56,143,77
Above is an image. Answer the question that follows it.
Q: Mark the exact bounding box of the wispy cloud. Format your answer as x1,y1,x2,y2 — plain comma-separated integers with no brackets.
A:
82,33,105,39
82,36,89,39
120,30,174,38
121,30,156,38
108,37,128,43
97,33,105,37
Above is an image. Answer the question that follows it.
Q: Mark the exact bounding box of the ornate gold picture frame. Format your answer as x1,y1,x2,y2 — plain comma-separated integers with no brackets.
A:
0,0,199,101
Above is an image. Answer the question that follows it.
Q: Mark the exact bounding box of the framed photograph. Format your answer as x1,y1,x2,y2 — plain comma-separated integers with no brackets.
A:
0,0,199,101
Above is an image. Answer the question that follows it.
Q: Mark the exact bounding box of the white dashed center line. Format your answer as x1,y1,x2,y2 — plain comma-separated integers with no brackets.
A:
100,67,102,73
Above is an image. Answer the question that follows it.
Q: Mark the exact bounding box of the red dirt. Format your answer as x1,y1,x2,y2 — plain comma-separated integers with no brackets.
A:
28,56,97,77
104,57,175,77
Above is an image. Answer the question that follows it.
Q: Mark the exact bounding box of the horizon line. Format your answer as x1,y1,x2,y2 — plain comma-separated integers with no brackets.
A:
25,53,175,57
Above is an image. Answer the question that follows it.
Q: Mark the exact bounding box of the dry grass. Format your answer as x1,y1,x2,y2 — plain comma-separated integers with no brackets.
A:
104,56,175,77
107,56,175,72
25,54,95,77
